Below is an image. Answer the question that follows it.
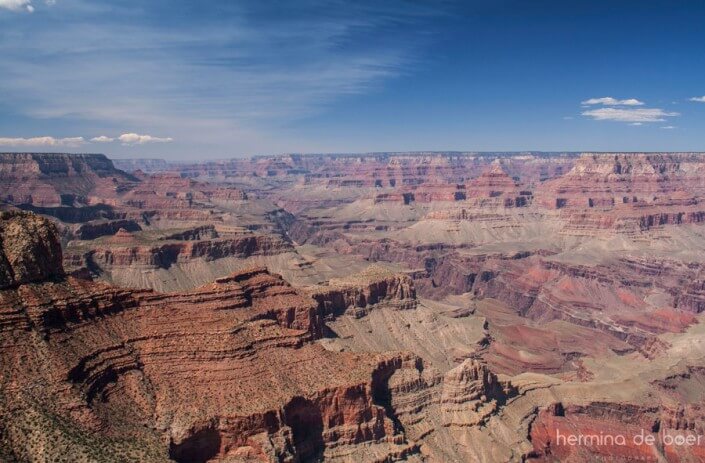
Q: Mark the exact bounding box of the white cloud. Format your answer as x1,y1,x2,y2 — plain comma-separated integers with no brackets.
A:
661,126,676,130
0,0,53,12
629,122,643,126
0,133,172,147
90,135,115,143
582,97,645,106
118,133,173,145
0,136,85,147
690,96,705,103
0,0,33,12
581,107,679,123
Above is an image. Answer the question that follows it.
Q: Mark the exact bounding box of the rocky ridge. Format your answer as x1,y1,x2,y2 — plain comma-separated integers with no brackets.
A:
1,211,527,462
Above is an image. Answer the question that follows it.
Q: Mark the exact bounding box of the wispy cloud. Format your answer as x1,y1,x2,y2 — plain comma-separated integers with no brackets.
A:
0,136,85,147
690,96,705,103
118,133,173,145
582,97,644,106
0,0,33,12
661,125,676,129
0,0,448,156
90,135,114,143
0,0,55,13
582,107,679,123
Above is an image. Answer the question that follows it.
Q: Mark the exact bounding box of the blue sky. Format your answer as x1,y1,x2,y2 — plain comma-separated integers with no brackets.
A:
1,0,704,159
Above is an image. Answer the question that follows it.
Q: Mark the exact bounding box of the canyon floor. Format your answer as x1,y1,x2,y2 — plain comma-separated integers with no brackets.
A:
2,151,705,462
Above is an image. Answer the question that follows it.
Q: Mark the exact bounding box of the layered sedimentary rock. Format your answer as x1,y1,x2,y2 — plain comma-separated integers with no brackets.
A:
165,152,576,191
112,158,170,173
310,265,417,317
350,236,699,370
66,233,293,270
119,172,247,209
7,151,705,463
374,184,466,204
527,153,705,236
0,153,137,206
0,212,423,462
538,153,705,208
466,161,528,203
63,226,298,291
0,152,288,291
439,359,516,427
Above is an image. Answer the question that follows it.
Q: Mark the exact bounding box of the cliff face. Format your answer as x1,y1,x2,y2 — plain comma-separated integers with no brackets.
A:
0,152,120,177
374,184,466,204
164,152,575,196
382,357,520,461
1,211,540,462
0,211,63,288
536,153,705,209
439,359,517,427
66,233,294,269
0,153,137,206
0,212,421,462
310,265,417,318
119,172,247,209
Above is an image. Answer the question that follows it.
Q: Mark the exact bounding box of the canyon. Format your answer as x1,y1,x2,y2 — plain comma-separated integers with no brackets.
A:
2,151,705,462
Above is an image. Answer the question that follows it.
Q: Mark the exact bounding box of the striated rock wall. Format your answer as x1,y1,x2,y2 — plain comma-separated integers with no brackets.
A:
65,233,293,271
385,357,519,461
535,153,705,210
0,153,137,206
0,212,421,462
159,225,219,241
374,184,467,204
440,359,517,427
310,265,417,318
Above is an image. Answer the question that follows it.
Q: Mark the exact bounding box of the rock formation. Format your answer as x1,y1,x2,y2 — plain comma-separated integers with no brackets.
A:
0,211,63,288
0,153,137,206
0,212,421,461
310,265,417,317
5,151,705,463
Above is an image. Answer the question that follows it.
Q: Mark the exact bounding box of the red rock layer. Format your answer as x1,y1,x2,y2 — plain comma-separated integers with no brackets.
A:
0,153,137,206
536,153,705,210
0,213,423,462
374,184,466,204
344,237,700,373
64,233,294,271
165,152,576,192
310,265,417,318
118,172,247,210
